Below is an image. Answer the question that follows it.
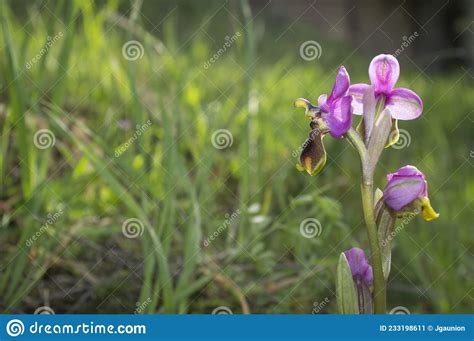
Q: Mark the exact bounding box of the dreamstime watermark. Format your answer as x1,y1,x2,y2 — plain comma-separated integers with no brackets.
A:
203,209,240,247
6,319,24,337
312,297,330,314
122,40,144,61
393,32,419,58
122,218,144,238
211,129,233,149
211,306,233,315
203,32,241,69
26,206,65,247
299,218,322,238
6,319,146,337
389,306,411,314
114,120,152,157
34,306,55,315
134,297,152,314
33,129,56,149
291,128,323,158
389,129,411,149
380,208,420,247
25,32,64,69
299,40,322,61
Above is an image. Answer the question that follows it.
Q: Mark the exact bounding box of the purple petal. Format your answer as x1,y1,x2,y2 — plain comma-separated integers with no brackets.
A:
369,54,399,95
344,247,373,286
391,165,423,178
348,83,370,115
317,94,329,113
384,165,427,211
328,66,350,103
385,88,423,120
324,95,352,139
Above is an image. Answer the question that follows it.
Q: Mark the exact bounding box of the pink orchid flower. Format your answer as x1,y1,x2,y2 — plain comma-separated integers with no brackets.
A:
349,54,423,120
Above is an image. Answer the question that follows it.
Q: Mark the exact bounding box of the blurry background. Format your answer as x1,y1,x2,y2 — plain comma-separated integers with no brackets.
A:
0,0,472,314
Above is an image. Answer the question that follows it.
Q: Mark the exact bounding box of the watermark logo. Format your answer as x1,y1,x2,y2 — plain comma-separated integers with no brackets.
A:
203,209,240,247
390,129,411,149
389,306,410,314
393,32,419,58
299,40,322,61
114,120,152,157
135,297,152,314
211,129,233,150
25,32,63,69
299,218,322,238
6,319,25,337
122,218,144,238
291,128,323,158
380,208,419,247
33,129,56,149
122,40,144,61
26,206,64,247
34,306,55,315
203,32,241,69
211,306,233,315
312,297,330,314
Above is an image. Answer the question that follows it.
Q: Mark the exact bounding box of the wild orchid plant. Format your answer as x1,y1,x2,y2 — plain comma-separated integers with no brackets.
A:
294,54,439,314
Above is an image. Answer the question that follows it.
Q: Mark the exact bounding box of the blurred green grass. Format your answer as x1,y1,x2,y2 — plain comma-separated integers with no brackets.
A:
0,0,472,313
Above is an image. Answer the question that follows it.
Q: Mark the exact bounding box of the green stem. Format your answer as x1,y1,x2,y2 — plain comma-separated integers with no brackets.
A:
346,128,386,314
360,182,386,313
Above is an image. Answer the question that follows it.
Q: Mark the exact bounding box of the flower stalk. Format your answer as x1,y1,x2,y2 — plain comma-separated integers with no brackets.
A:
346,128,386,314
360,182,386,313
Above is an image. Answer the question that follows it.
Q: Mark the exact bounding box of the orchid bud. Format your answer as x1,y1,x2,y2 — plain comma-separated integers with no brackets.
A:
383,165,439,221
343,247,373,314
344,247,373,287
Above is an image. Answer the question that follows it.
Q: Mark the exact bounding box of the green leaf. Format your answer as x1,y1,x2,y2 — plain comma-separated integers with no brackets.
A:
375,199,396,280
336,252,359,314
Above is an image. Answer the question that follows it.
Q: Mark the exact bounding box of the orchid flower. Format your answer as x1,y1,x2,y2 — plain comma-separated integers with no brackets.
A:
294,66,352,175
349,54,423,120
383,165,439,221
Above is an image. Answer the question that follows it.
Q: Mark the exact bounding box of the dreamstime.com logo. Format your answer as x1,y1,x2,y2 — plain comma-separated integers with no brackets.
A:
6,319,24,337
122,40,144,61
33,129,56,149
389,129,411,149
122,218,145,238
299,40,322,61
5,319,146,337
211,129,233,149
299,218,322,238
